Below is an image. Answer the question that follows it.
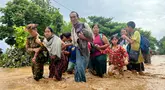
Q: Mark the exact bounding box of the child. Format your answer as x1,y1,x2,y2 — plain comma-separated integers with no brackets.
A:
60,33,76,74
119,28,129,50
119,28,130,71
104,35,128,76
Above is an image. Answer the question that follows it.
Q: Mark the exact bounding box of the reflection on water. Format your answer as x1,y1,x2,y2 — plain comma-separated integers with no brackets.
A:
0,55,165,90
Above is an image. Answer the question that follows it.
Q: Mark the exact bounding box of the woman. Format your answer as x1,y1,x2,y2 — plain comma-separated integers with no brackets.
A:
43,27,67,81
89,24,109,77
104,35,128,76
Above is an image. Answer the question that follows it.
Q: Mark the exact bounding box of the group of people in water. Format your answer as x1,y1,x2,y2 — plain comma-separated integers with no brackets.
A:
25,11,151,82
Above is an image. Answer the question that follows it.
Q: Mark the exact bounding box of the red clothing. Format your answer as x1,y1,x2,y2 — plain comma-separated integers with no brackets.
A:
104,45,128,68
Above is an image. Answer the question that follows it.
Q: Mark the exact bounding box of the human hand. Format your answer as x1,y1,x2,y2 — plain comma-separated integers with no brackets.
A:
78,32,86,40
35,37,42,45
121,35,127,39
50,55,56,59
32,57,36,64
124,58,129,65
95,44,101,50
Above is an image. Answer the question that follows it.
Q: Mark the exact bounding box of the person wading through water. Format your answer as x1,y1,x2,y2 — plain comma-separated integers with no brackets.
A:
122,21,145,75
25,24,48,81
70,11,94,82
89,24,109,77
43,27,67,81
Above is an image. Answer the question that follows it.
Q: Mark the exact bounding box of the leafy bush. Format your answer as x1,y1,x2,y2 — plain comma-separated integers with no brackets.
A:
0,26,31,68
0,48,31,68
13,26,29,48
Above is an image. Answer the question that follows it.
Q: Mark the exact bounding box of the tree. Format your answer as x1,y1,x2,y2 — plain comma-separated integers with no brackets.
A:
31,0,51,9
88,16,158,51
137,28,158,51
61,21,72,34
158,36,165,55
88,16,126,38
60,17,87,35
0,0,63,43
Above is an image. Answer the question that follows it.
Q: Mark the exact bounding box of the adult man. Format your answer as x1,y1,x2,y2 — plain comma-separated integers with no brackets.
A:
70,11,94,82
122,21,144,75
26,24,48,81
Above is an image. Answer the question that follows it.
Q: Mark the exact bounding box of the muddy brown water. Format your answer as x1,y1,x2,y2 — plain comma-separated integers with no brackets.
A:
0,55,165,90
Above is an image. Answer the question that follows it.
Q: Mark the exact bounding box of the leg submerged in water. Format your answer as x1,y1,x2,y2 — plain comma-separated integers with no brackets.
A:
32,63,44,81
49,59,55,78
74,49,87,82
95,55,107,77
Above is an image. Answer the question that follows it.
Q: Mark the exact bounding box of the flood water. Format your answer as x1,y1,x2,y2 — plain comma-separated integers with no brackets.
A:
0,55,165,90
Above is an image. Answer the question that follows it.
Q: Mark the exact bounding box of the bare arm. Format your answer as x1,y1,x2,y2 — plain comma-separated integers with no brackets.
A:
99,35,110,50
65,43,73,47
61,41,66,50
122,35,134,44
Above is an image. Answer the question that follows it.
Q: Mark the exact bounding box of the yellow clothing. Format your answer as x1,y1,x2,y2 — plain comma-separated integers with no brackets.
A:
131,31,144,63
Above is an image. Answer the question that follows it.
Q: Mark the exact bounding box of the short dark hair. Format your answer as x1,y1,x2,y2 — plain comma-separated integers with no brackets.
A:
70,11,79,18
63,32,71,38
60,32,71,40
127,21,136,29
60,34,64,40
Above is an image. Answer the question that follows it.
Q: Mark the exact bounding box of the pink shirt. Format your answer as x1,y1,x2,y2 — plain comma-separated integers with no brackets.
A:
91,34,104,57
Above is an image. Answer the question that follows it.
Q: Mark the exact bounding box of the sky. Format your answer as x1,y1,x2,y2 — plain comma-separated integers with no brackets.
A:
0,0,165,52
50,0,165,40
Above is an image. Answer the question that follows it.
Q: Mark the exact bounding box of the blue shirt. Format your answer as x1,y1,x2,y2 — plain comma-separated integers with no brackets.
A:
67,46,76,63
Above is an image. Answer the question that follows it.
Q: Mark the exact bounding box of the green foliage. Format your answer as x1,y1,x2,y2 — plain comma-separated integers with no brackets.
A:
0,48,31,68
31,0,50,9
88,16,113,25
0,0,63,41
61,21,72,34
88,16,126,38
50,10,63,36
88,16,158,52
158,36,165,54
79,18,87,23
60,17,88,35
0,26,13,40
5,36,16,46
13,26,29,49
0,0,161,68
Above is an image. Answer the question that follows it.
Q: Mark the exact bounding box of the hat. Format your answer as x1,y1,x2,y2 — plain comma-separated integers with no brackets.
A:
25,24,38,31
